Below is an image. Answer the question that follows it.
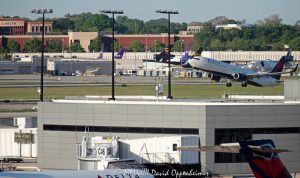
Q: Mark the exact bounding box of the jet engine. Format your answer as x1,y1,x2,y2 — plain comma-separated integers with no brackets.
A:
233,73,247,80
207,73,221,81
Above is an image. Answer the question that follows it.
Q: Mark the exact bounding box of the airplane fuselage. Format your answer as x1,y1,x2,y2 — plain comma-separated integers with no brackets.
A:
189,56,280,87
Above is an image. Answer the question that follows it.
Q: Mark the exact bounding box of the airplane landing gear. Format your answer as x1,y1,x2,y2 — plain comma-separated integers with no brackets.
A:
241,82,248,87
226,81,232,87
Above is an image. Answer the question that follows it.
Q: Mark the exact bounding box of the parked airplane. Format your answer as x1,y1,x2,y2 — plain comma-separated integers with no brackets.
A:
96,47,126,60
177,139,292,178
75,68,100,77
247,49,294,72
188,49,298,87
154,46,202,68
0,169,154,178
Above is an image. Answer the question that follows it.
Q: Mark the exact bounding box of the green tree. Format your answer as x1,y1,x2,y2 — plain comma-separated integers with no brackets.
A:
228,38,250,51
128,40,144,52
263,14,282,27
290,36,300,50
72,13,111,32
88,37,102,52
173,40,185,52
52,18,75,34
116,16,145,34
0,46,11,60
114,42,121,52
23,38,42,52
150,40,164,52
7,40,21,53
144,18,168,34
47,40,63,52
69,42,85,52
210,39,223,51
272,41,285,51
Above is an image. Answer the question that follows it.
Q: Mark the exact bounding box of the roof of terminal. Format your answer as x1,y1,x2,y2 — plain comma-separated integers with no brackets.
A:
49,95,300,106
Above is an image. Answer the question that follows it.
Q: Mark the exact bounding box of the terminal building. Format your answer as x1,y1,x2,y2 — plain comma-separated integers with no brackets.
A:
37,80,300,175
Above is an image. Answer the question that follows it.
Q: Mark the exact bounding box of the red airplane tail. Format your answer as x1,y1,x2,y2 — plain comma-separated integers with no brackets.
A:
239,140,292,178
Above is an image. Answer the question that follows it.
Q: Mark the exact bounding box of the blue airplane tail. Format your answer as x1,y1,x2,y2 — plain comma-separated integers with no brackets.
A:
239,139,291,178
114,48,126,59
189,48,203,59
180,52,190,64
153,45,174,63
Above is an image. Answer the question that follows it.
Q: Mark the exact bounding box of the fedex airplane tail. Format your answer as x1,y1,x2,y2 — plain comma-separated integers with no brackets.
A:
239,139,292,178
114,48,126,59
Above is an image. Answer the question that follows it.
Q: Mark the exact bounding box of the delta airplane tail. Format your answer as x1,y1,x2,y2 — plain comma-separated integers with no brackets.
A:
114,48,126,59
270,50,292,80
239,139,292,178
176,139,292,178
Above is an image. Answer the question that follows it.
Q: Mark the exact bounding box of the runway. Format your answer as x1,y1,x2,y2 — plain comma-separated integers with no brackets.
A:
0,75,223,88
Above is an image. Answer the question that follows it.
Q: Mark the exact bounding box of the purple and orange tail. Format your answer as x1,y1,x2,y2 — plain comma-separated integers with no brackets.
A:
239,140,291,178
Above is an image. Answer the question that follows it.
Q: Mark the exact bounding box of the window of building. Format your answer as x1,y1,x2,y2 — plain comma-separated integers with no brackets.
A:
215,128,252,163
43,124,199,135
32,26,35,32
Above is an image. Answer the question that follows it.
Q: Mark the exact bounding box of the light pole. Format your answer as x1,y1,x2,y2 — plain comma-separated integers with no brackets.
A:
48,38,52,54
31,9,53,102
61,38,64,53
180,40,184,52
155,10,178,100
145,34,148,72
100,9,124,101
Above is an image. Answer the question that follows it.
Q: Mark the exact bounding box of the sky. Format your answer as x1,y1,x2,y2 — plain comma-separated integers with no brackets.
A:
1,0,300,25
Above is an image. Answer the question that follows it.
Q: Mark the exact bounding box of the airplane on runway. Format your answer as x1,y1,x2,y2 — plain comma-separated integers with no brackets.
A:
188,49,298,87
247,49,294,72
177,139,292,178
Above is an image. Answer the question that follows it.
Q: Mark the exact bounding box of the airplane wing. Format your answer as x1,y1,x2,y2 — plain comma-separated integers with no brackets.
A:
246,64,298,78
248,146,292,153
177,145,291,153
176,145,240,153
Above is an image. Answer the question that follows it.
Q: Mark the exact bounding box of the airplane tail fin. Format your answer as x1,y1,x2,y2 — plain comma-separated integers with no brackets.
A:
190,48,203,59
239,140,292,178
114,48,126,59
270,52,289,80
96,44,104,59
285,48,294,63
153,45,173,63
180,51,190,64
